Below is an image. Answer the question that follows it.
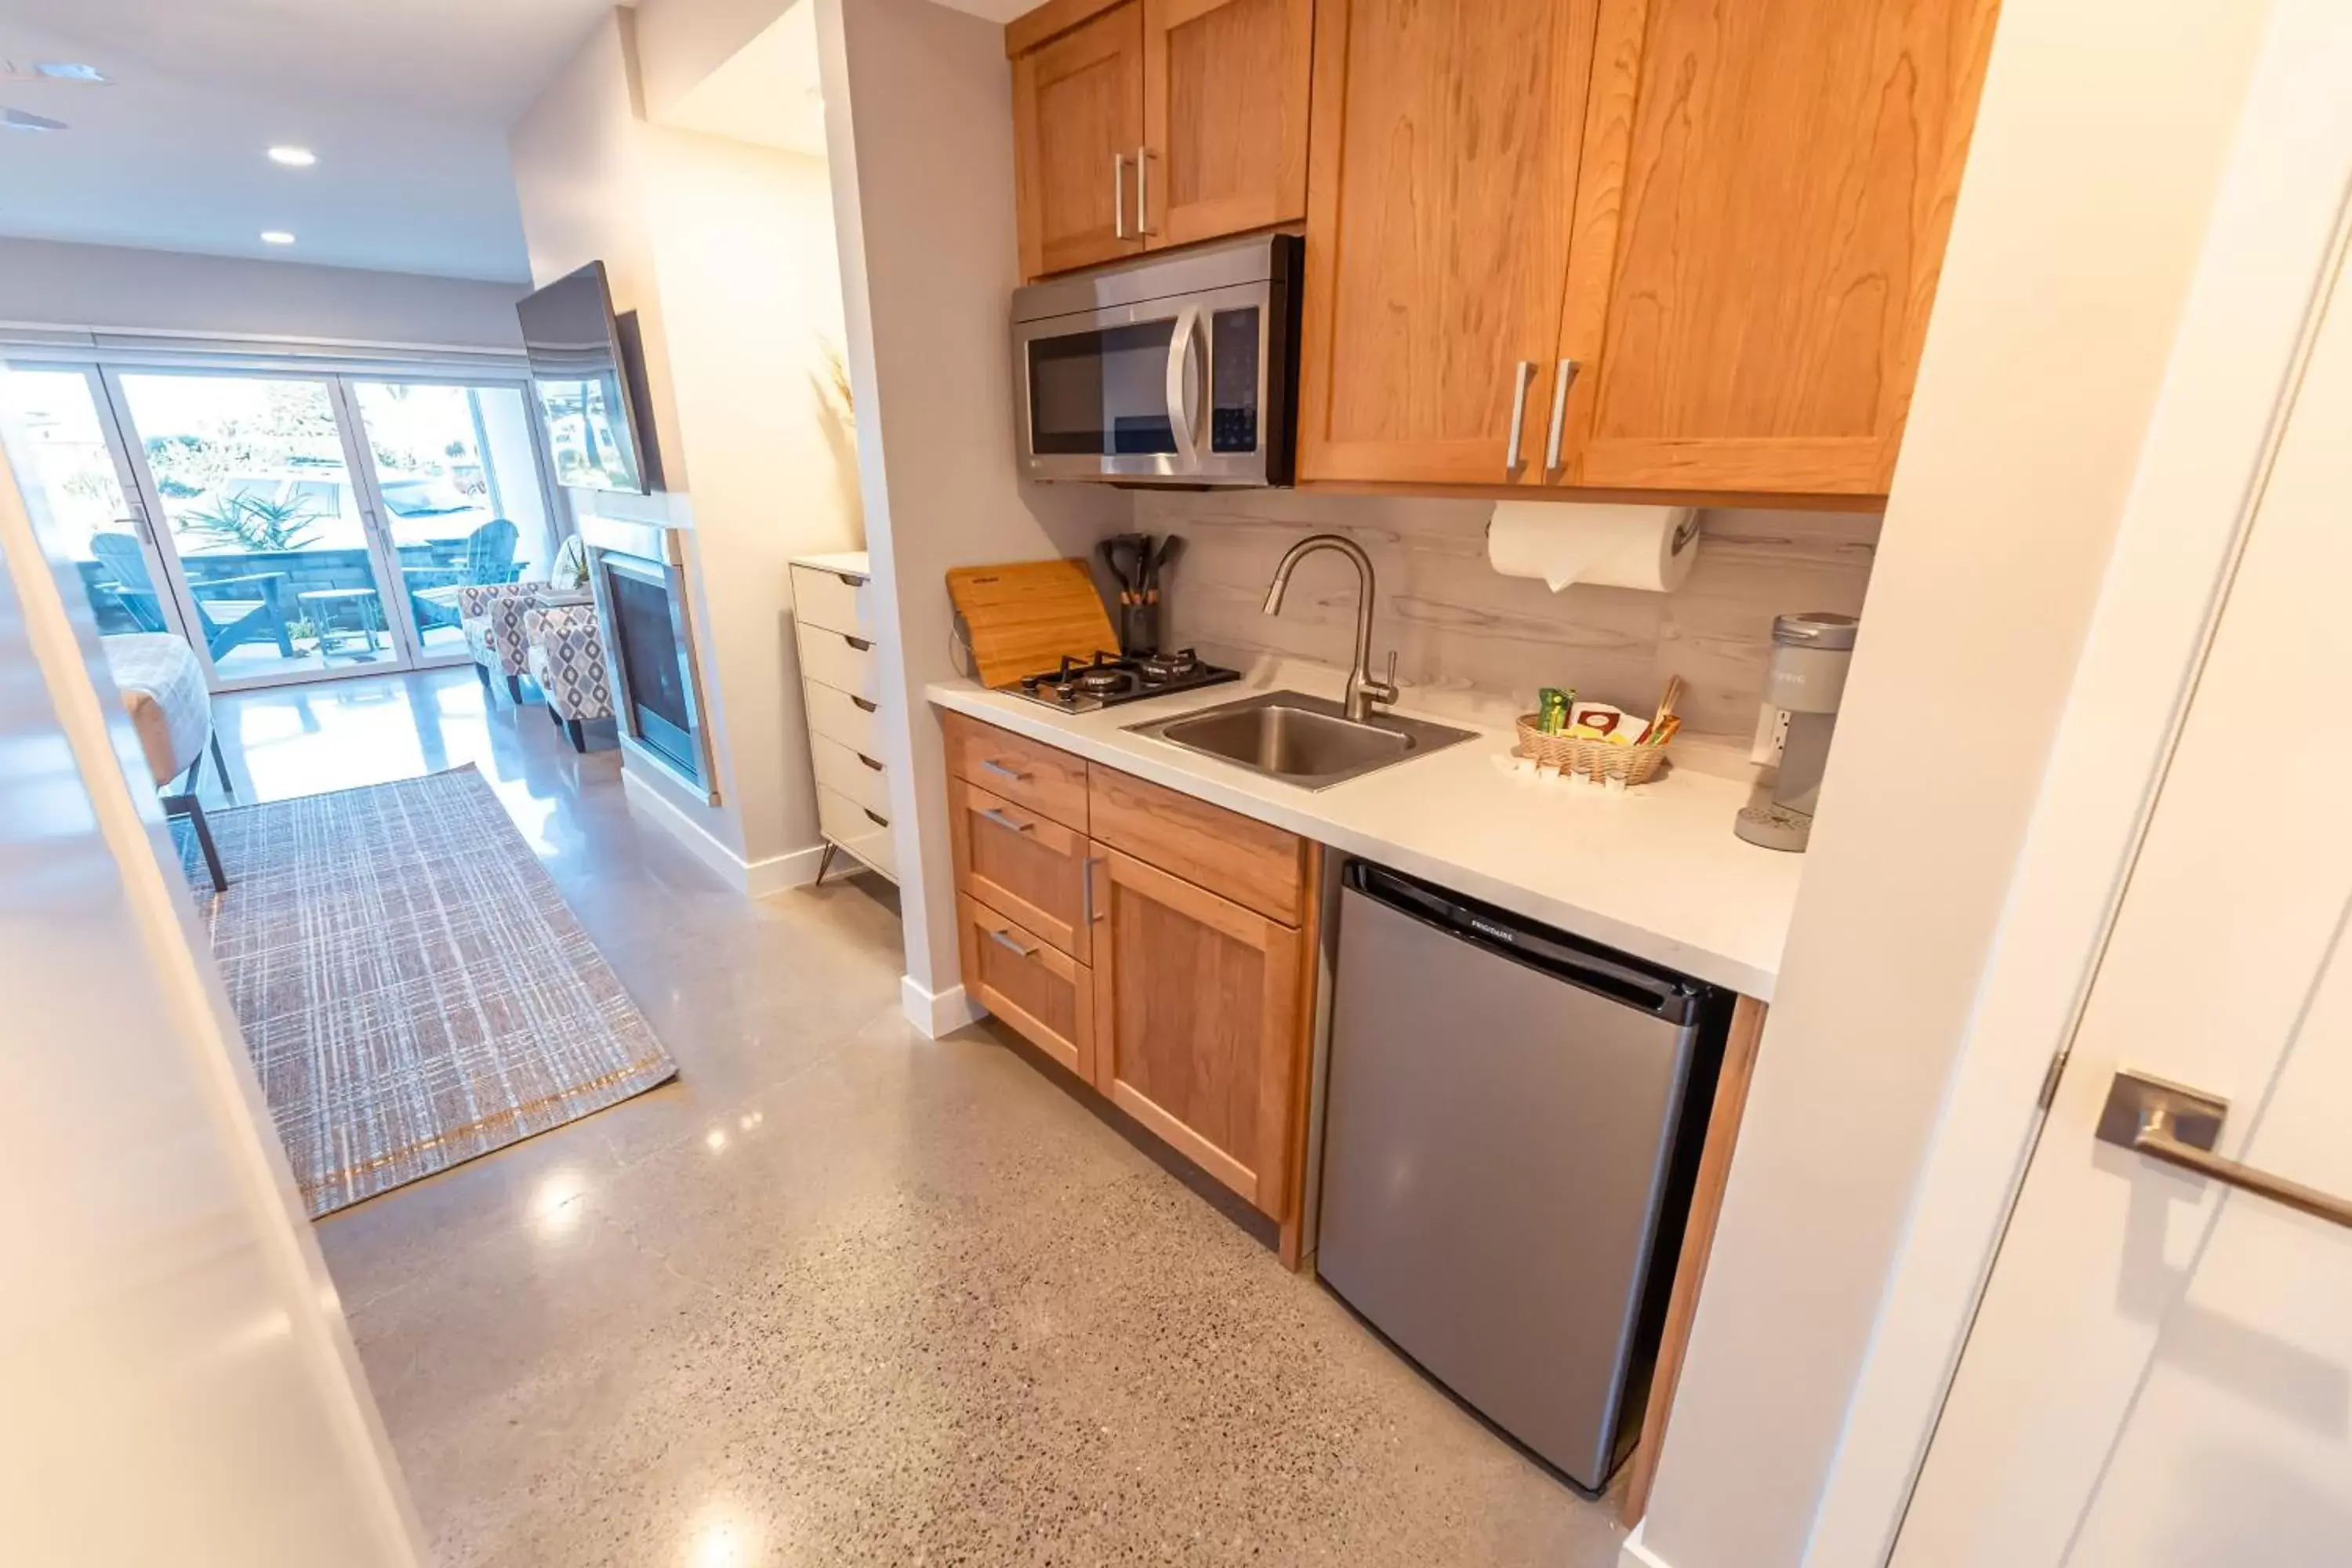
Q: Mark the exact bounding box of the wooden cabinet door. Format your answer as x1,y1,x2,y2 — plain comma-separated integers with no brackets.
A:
1091,844,1308,1218
1140,0,1313,249
1295,0,1605,485
947,778,1094,960
958,895,1097,1081
1548,0,1999,496
1013,2,1149,280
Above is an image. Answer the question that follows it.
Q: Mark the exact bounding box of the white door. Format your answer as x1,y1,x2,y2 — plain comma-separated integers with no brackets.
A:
1889,136,2352,1568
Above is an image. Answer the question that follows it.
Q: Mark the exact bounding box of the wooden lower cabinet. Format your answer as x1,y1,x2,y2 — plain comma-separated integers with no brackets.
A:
1089,842,1312,1223
957,895,1096,1081
943,713,1319,1263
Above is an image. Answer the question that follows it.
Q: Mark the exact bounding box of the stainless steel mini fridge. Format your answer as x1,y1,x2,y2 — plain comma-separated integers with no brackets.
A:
1316,860,1728,1491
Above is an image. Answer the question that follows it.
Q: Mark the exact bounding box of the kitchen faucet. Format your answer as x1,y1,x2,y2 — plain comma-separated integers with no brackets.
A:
1261,532,1399,723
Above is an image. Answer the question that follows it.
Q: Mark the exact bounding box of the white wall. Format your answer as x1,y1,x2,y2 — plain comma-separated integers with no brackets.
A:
632,0,797,123
818,0,1131,1029
0,234,525,351
510,6,859,877
640,122,858,866
0,446,424,1565
1635,2,2282,1566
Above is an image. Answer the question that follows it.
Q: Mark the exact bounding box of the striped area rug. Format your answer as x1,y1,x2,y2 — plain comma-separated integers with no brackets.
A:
184,765,675,1217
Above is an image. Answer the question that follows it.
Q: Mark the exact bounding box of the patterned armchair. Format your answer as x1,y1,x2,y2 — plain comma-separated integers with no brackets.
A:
522,602,615,753
460,582,542,702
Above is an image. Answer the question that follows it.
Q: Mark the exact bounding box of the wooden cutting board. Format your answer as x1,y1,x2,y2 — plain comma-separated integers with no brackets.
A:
946,558,1119,689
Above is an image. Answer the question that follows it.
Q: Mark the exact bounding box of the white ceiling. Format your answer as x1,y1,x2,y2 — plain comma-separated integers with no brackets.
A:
0,0,617,281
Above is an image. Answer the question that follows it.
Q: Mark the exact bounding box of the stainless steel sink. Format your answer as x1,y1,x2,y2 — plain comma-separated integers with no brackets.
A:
1126,691,1475,789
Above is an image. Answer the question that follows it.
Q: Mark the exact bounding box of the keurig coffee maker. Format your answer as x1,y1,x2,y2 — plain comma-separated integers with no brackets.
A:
1734,612,1857,852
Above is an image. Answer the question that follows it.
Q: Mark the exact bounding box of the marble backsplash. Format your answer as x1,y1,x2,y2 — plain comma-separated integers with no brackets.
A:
1132,490,1881,780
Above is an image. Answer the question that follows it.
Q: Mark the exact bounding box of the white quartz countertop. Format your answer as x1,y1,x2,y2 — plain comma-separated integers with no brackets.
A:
926,667,1804,1000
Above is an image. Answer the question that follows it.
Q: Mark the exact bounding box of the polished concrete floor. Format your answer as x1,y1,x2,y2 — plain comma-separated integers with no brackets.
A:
205,666,1624,1568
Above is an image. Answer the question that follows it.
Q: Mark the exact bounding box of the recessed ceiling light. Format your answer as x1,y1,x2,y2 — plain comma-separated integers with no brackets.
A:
1,107,67,132
34,63,110,84
260,230,296,245
267,144,316,168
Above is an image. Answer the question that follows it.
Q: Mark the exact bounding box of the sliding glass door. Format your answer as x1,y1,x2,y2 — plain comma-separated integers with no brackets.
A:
0,358,562,693
345,380,557,662
0,367,175,652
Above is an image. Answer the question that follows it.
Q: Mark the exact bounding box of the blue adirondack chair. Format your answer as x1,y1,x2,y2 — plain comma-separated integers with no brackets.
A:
405,517,521,633
89,532,295,662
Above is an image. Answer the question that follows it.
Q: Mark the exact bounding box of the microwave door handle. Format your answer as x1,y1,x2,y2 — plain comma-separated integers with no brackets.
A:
1166,304,1204,467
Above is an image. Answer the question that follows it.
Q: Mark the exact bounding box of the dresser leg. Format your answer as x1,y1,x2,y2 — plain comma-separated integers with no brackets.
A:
814,842,838,887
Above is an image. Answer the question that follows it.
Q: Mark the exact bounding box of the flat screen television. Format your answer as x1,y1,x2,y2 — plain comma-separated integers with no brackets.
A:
517,260,656,493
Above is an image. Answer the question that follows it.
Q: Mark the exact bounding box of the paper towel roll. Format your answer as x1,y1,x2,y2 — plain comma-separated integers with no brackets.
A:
1486,503,1699,593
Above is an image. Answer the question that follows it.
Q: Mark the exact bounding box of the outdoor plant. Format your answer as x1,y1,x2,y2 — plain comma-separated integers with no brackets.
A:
179,493,321,552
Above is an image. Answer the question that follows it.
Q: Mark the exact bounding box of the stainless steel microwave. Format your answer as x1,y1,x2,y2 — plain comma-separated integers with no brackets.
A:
1011,233,1301,487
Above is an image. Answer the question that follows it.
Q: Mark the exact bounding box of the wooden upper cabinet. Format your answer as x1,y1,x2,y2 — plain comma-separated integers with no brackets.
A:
1142,0,1314,249
1548,0,2000,495
1012,2,1148,280
1294,0,1606,485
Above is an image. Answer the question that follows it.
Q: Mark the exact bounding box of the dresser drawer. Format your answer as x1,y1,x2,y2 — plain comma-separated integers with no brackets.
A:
816,781,895,879
958,894,1094,1082
948,777,1095,961
811,732,890,818
804,678,882,757
796,621,880,702
789,563,873,639
941,711,1087,832
1088,764,1308,925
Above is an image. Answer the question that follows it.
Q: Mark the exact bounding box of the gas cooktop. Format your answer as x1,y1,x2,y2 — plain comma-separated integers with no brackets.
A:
1007,648,1241,713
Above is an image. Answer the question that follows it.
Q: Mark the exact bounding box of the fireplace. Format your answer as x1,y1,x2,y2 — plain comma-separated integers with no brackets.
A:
579,516,718,801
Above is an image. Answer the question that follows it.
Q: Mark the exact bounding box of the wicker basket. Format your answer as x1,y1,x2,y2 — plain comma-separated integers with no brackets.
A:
1513,713,1672,786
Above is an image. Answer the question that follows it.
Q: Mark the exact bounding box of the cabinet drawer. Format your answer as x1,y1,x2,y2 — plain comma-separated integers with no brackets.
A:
789,563,873,638
796,622,880,702
816,781,895,879
949,777,1095,961
1087,764,1307,924
959,894,1094,1080
941,711,1088,831
811,732,890,818
805,679,882,756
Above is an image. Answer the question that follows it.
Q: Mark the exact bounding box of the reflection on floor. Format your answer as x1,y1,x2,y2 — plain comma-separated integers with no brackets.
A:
212,667,1622,1567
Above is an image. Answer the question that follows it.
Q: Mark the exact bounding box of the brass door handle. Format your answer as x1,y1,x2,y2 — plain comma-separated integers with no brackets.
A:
2096,1070,2352,1229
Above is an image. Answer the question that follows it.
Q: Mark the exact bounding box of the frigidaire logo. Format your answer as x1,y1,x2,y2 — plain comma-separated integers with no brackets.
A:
1468,918,1515,944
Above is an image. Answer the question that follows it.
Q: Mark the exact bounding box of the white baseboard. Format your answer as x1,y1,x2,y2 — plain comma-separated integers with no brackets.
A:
901,974,982,1039
620,765,824,898
1619,1523,1672,1568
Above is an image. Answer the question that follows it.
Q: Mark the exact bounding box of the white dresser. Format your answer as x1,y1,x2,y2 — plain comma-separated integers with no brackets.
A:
789,551,895,882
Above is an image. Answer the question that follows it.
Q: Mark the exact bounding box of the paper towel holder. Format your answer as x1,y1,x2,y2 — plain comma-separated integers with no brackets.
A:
1479,507,1704,553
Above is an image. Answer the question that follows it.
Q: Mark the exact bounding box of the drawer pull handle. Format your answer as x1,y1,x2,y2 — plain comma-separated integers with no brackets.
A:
862,807,889,827
857,752,884,771
979,806,1033,834
988,927,1039,960
1082,854,1103,926
850,695,879,713
835,572,863,588
978,757,1029,783
844,633,873,652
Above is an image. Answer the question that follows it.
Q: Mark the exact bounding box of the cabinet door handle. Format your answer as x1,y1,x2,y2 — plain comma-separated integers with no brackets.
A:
1504,359,1537,475
850,695,879,713
1113,151,1131,240
978,757,1029,784
862,807,889,827
844,633,873,652
988,927,1039,960
1136,146,1154,236
834,572,863,588
1081,854,1103,926
1544,358,1580,475
856,752,884,771
979,806,1033,834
